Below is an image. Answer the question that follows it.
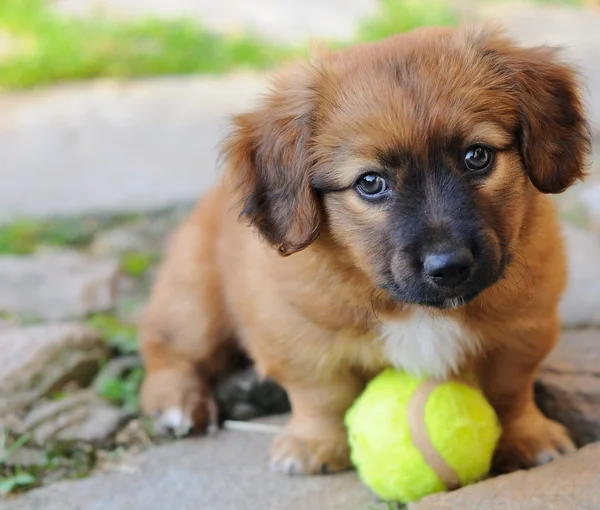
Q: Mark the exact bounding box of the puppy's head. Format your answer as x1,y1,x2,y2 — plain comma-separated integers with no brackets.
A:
222,25,590,308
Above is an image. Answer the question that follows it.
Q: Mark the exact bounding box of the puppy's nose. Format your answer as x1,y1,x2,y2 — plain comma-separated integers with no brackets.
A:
423,247,474,287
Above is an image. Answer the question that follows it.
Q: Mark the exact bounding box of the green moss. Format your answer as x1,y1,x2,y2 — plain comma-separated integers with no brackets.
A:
120,252,158,278
0,221,40,254
87,313,138,355
0,214,139,254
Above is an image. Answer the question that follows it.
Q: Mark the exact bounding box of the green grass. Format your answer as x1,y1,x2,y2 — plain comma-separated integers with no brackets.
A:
0,0,462,90
357,0,455,42
0,430,36,495
0,426,98,494
95,367,144,413
0,430,31,466
0,0,293,89
0,471,36,494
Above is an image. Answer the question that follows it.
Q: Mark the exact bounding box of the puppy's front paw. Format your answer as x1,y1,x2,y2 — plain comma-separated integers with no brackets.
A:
269,424,351,475
494,410,576,472
140,369,217,437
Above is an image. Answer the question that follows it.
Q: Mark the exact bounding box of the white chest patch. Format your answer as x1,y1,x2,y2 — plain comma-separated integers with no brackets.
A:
380,309,481,379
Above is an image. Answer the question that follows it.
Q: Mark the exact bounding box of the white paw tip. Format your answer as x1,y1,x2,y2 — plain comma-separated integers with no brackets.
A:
534,449,560,466
154,407,192,436
269,456,304,476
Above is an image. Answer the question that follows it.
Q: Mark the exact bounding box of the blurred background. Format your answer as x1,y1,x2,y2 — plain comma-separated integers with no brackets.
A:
0,0,599,501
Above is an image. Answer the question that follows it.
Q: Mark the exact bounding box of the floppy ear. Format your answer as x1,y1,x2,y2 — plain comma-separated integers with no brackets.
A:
221,64,321,256
511,46,590,193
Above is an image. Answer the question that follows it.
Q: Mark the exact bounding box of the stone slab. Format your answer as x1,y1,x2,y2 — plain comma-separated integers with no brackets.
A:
536,329,600,446
544,328,600,375
10,391,131,446
0,323,107,414
411,443,600,510
0,417,381,510
0,75,265,222
559,226,600,328
0,250,119,320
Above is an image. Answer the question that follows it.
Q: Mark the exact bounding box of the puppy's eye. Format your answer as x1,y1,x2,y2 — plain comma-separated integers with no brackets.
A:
355,173,389,198
464,145,494,173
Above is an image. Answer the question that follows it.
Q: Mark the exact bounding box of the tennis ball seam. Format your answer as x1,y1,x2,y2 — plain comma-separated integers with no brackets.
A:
407,378,465,490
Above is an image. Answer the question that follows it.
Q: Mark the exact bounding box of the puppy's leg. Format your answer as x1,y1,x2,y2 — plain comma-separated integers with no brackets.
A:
268,374,363,475
478,317,575,472
140,203,236,436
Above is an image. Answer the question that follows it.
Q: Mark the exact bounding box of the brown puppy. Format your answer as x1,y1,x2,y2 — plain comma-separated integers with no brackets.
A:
140,25,590,475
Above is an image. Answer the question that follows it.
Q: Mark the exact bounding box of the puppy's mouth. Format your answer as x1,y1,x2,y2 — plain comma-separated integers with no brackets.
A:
381,254,508,309
422,290,482,309
382,282,482,309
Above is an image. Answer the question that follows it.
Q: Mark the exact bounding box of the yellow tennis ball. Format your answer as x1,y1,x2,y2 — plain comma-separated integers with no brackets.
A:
345,369,501,504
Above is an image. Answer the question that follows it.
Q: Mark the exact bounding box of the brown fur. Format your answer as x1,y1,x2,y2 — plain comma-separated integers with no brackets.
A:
140,25,590,475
